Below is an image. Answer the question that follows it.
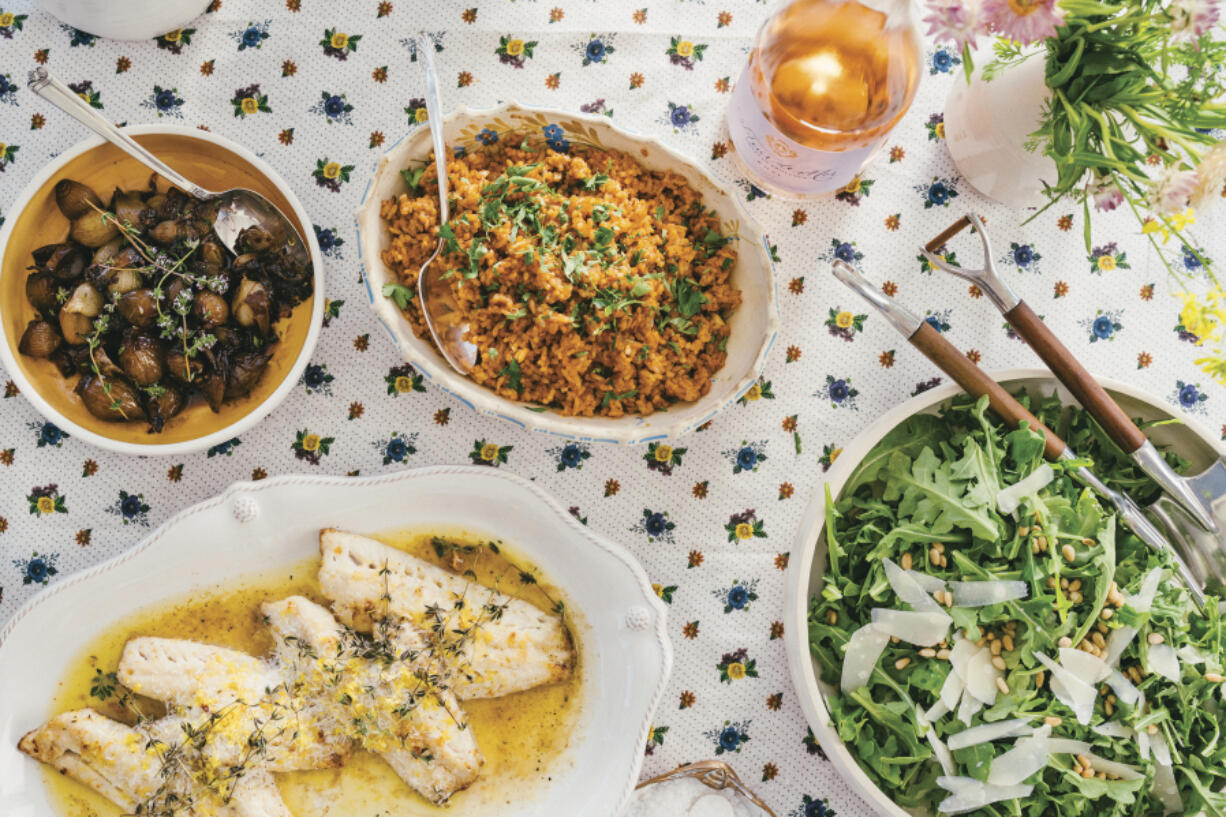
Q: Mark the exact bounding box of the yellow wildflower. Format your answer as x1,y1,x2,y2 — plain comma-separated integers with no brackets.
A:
842,177,862,194
735,522,754,540
935,121,945,139
744,384,762,401
322,162,342,179
1195,353,1226,385
676,40,695,58
654,444,673,463
480,442,500,461
835,310,855,328
1096,254,1116,271
829,447,843,464
394,375,413,393
0,12,14,26
163,28,182,42
651,582,664,597
414,107,428,123
302,433,321,452
240,97,259,115
330,32,349,49
506,38,525,56
36,496,55,514
727,662,746,680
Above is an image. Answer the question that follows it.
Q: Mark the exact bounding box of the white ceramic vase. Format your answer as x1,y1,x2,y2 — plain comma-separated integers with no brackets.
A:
37,0,211,40
944,52,1058,208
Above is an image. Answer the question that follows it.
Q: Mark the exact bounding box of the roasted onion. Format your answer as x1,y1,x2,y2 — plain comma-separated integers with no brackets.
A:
18,320,62,358
77,374,145,421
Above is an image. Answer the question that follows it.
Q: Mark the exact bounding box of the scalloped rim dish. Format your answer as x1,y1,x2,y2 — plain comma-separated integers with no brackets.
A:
354,101,779,445
0,466,672,817
782,368,1226,817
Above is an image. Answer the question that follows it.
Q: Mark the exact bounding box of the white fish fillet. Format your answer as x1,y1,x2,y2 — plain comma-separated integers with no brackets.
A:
262,596,484,805
118,637,350,773
318,528,572,699
17,709,293,817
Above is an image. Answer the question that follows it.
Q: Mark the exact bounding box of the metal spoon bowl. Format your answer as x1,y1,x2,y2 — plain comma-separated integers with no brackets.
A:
28,68,312,273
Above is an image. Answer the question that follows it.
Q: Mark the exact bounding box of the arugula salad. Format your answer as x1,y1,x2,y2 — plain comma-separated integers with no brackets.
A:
808,393,1226,816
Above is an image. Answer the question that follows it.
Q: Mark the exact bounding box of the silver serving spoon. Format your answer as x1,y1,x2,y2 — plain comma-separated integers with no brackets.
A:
28,67,312,273
416,35,477,374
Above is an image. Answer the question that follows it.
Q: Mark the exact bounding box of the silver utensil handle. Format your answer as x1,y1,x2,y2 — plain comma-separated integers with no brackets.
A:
27,68,214,200
419,35,449,226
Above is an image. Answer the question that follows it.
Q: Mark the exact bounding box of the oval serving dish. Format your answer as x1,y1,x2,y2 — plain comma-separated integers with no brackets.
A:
781,368,1226,817
0,466,671,817
0,124,325,457
355,101,779,445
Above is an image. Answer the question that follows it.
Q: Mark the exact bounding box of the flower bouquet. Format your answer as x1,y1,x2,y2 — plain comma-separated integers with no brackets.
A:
926,0,1226,382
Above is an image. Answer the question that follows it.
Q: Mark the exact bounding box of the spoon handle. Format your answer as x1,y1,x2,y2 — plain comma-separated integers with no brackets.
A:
27,68,215,200
418,35,450,225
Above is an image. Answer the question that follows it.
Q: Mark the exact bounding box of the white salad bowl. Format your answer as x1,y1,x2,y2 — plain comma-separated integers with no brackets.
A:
782,368,1226,817
354,101,780,445
0,466,672,817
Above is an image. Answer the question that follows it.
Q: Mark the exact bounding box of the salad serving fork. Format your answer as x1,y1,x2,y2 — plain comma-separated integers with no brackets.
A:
920,214,1226,573
831,259,1213,604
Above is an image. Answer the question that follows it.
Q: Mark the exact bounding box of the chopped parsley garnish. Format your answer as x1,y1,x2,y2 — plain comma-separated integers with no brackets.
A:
498,359,523,392
382,283,415,309
673,277,708,317
582,173,610,191
600,388,637,408
400,166,428,195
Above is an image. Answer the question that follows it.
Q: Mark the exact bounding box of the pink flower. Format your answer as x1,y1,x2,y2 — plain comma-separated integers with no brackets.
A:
982,0,1064,44
1170,0,1221,42
923,0,985,51
1147,167,1200,215
1088,175,1124,212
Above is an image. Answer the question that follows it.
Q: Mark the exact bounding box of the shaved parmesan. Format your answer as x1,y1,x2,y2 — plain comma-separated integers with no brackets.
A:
950,580,1029,607
1034,652,1097,724
1048,738,1092,755
1084,753,1143,781
987,726,1051,787
1177,645,1208,664
1059,647,1111,685
1150,734,1172,767
871,608,952,646
1146,643,1181,683
947,718,1033,751
1136,729,1151,761
1130,568,1164,613
1103,626,1138,667
908,570,948,594
1092,721,1135,739
841,624,889,692
965,647,1003,704
940,669,966,711
1107,670,1142,706
925,699,951,724
918,707,956,777
936,776,1033,815
883,558,945,614
996,464,1054,515
957,691,983,726
1153,760,1183,814
949,636,980,681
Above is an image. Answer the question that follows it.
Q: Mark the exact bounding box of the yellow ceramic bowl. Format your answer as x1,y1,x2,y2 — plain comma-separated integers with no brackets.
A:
0,125,324,456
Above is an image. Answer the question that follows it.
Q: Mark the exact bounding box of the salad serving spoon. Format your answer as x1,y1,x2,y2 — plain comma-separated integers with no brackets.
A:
920,214,1225,550
832,259,1212,605
27,67,312,274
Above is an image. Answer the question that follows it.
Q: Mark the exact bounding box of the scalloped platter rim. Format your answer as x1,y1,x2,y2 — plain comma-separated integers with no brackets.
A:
0,466,672,817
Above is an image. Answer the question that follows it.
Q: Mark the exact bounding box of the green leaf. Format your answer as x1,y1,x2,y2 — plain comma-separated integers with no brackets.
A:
382,283,415,309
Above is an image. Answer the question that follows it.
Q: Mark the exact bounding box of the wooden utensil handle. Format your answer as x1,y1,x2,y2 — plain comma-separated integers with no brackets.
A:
910,322,1066,460
925,216,972,253
1004,300,1147,453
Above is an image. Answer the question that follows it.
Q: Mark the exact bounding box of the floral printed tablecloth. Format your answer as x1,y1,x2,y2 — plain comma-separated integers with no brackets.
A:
0,2,1223,815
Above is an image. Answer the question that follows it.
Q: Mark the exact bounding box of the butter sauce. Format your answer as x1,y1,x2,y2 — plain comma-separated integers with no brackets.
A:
43,528,584,817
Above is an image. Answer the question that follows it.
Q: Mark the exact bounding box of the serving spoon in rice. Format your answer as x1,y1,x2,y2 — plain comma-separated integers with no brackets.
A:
416,34,478,375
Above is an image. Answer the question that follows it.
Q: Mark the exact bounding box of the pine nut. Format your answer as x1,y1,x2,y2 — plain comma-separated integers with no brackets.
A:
901,552,913,570
1002,635,1014,652
991,640,1002,656
1069,591,1083,604
1105,699,1114,716
1070,579,1082,591
1058,636,1073,648
1101,608,1113,620
1148,632,1165,645
1044,716,1062,727
1032,542,1041,554
1060,578,1070,590
1096,771,1107,780
827,610,838,624
929,548,941,566
1077,754,1092,770
1092,632,1106,648
934,542,946,553
1147,724,1159,735
937,649,951,660
1018,526,1030,537
920,648,937,658
1206,672,1225,683
1036,535,1049,550
939,554,948,568
1081,767,1095,779
895,658,911,671
1082,538,1095,546
996,676,1010,695
992,656,1007,671
890,636,900,644
1035,671,1045,688
1063,544,1077,562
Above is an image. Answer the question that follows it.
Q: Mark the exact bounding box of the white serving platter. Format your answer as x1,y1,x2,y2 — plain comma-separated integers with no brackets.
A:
0,466,672,817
